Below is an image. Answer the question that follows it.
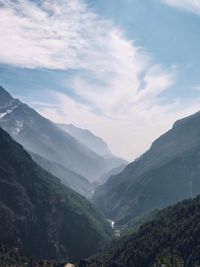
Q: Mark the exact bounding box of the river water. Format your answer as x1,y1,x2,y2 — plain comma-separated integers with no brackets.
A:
107,219,121,237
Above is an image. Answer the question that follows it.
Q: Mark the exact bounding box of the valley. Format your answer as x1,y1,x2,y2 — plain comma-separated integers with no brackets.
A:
0,1,199,265
1,85,200,266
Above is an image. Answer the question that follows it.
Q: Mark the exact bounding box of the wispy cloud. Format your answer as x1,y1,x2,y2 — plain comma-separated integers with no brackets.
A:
0,0,95,69
162,0,200,16
0,0,145,71
1,0,198,160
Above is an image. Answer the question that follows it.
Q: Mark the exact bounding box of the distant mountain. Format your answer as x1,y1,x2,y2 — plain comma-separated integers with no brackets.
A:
93,111,200,224
79,195,200,267
0,86,124,182
0,127,113,262
57,123,112,157
30,152,93,198
57,123,127,175
98,163,126,185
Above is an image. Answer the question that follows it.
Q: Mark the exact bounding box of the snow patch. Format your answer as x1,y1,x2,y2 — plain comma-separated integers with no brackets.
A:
0,112,7,119
0,108,16,119
13,120,24,135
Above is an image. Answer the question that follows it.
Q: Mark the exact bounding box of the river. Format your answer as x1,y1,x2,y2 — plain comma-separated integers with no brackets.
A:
107,219,121,237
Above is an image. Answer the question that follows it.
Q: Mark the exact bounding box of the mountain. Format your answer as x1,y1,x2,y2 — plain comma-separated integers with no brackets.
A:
79,195,200,267
0,127,113,262
0,86,124,182
57,123,127,178
30,152,93,198
57,123,112,157
98,163,126,185
93,111,200,224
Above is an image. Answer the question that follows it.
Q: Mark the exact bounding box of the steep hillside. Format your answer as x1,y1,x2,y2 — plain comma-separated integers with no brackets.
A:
93,111,200,224
80,196,200,267
98,164,126,185
31,152,93,198
0,127,113,262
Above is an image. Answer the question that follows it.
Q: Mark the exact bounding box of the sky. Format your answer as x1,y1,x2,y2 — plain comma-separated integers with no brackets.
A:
0,0,200,160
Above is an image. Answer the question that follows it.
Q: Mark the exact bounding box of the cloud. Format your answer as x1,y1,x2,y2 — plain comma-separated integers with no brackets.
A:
0,0,145,72
1,0,198,160
0,0,88,69
162,0,200,16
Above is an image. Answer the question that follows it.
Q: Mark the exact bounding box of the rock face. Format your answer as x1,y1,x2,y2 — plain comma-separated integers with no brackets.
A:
79,195,200,267
93,111,200,224
0,127,113,262
0,86,125,184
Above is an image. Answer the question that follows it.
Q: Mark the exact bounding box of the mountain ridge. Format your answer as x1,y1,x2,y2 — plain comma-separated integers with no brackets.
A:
30,151,93,198
0,86,125,183
93,110,200,224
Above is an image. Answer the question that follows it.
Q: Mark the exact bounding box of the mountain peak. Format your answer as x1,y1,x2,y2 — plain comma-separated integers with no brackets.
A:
0,86,13,106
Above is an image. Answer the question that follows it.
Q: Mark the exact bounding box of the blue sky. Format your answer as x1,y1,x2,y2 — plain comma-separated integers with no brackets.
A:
0,0,200,160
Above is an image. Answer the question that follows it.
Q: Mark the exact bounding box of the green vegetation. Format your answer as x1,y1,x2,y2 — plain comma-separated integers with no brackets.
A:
0,127,113,263
152,250,184,267
0,245,73,267
121,209,159,236
0,245,29,267
79,195,200,267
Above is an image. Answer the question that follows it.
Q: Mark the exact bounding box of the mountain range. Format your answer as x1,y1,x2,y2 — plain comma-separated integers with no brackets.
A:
2,86,200,267
0,126,113,262
93,111,200,224
57,123,127,185
0,86,126,197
